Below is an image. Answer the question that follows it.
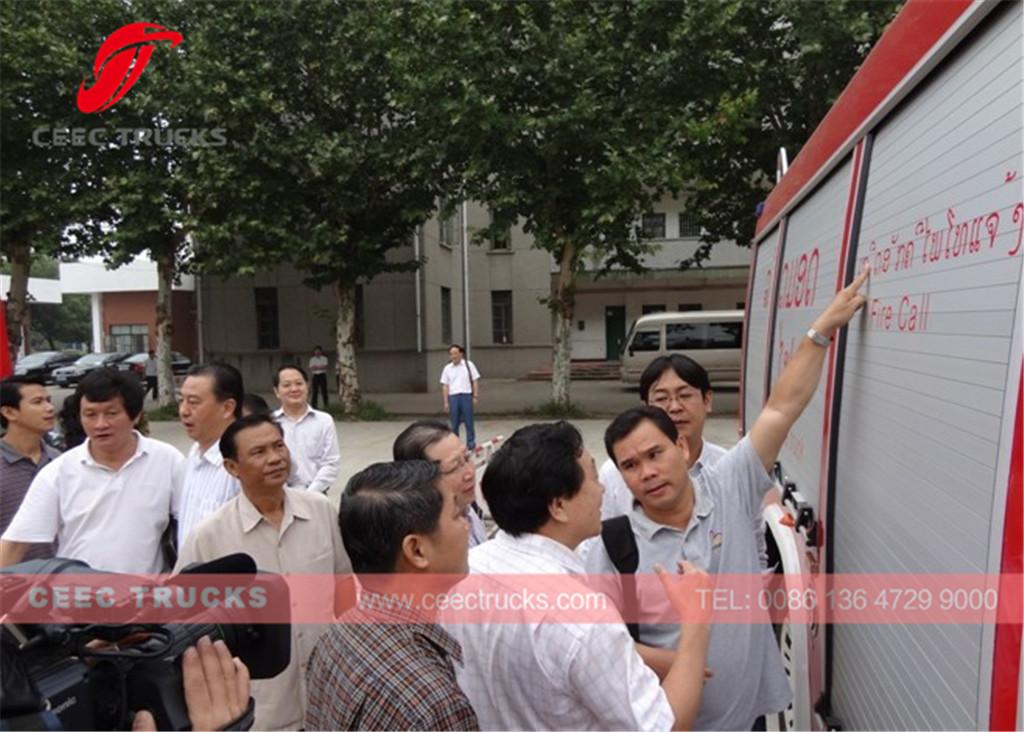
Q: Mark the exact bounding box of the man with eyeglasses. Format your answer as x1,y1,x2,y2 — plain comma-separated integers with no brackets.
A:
393,420,488,546
595,354,727,523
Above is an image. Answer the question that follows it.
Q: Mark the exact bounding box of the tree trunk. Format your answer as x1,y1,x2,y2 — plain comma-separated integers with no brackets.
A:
551,240,577,407
5,242,32,363
334,279,361,412
154,251,176,408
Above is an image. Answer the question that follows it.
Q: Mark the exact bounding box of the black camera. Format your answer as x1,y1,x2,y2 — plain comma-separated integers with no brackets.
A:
0,554,290,731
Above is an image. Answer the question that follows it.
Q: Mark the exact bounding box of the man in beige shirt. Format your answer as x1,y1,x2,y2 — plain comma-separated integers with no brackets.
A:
176,413,351,731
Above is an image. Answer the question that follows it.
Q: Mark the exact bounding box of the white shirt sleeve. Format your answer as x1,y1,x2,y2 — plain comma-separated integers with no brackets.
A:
439,364,451,385
598,458,634,520
569,623,674,731
306,415,340,494
2,462,62,544
169,449,186,517
469,361,481,380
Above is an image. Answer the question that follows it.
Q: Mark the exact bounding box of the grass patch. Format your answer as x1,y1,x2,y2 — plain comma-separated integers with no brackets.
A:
522,400,591,419
145,403,182,422
326,400,393,421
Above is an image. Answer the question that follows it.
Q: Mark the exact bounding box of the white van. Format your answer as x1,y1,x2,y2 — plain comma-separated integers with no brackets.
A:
620,309,743,386
744,2,1022,730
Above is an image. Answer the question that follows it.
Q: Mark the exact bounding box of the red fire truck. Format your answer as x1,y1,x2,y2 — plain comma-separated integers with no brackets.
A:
743,1,1022,729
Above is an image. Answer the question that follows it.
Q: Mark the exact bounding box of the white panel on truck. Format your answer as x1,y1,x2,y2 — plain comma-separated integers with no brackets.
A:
770,156,852,516
743,225,782,433
831,4,1023,730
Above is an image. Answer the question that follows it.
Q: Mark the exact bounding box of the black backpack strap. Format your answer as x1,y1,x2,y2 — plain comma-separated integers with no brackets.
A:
601,515,640,642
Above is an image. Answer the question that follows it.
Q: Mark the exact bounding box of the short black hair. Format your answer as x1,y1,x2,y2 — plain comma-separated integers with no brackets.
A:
241,392,270,416
604,406,679,465
392,419,453,461
186,361,245,418
639,354,711,402
448,344,465,354
77,368,144,419
219,412,283,462
58,392,86,449
273,364,308,387
340,461,443,574
481,421,584,536
0,377,45,429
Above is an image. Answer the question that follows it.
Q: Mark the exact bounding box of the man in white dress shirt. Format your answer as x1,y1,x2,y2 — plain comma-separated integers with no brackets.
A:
176,362,244,548
272,365,339,494
0,368,184,573
448,420,711,731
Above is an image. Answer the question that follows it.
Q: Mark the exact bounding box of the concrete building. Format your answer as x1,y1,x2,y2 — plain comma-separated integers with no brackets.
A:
200,198,750,392
60,258,197,357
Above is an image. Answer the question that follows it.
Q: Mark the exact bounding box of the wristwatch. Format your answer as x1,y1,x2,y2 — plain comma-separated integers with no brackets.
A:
806,327,831,348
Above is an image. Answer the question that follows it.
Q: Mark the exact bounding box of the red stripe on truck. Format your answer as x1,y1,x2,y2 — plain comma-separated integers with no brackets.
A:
990,365,1023,731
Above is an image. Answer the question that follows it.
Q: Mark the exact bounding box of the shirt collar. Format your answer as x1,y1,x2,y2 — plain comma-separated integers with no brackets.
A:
493,530,585,574
80,431,147,470
191,441,225,466
237,487,310,533
0,438,56,465
273,406,312,424
631,477,715,541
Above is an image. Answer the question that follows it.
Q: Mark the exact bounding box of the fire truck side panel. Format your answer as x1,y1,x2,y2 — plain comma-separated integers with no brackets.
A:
743,225,783,434
830,3,1023,729
770,156,854,517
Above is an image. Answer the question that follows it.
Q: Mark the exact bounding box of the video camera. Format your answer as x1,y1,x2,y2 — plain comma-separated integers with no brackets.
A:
0,554,290,731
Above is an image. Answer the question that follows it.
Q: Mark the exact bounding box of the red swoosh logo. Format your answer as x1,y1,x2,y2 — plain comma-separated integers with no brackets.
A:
77,22,182,114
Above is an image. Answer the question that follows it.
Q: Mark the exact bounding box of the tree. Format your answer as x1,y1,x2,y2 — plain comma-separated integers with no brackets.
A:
77,0,206,407
184,0,449,411
673,0,901,258
0,0,123,363
413,1,754,406
30,295,91,350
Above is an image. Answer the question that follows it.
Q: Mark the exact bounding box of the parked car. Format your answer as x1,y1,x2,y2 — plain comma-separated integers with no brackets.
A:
53,352,130,387
118,351,193,379
620,310,744,387
13,351,81,383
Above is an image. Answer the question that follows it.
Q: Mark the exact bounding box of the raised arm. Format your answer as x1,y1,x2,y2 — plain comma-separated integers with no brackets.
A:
749,267,870,472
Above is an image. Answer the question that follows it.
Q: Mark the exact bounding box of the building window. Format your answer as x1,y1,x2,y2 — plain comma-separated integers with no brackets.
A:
254,287,279,350
678,304,703,312
491,290,513,344
109,324,147,354
642,304,666,314
641,213,666,239
489,210,511,250
441,287,452,344
439,198,458,248
678,213,701,238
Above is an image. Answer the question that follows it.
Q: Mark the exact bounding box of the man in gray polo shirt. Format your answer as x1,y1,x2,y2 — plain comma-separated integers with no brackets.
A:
586,268,869,729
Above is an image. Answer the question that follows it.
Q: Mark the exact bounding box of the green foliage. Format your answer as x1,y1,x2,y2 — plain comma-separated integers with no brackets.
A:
326,400,393,422
30,294,91,350
145,403,182,422
678,0,901,258
523,401,591,420
183,1,444,290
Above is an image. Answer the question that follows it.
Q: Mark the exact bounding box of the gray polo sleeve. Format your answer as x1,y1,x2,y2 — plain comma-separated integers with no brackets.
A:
708,436,774,521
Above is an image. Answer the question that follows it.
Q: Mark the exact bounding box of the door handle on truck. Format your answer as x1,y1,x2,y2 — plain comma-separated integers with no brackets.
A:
780,478,818,548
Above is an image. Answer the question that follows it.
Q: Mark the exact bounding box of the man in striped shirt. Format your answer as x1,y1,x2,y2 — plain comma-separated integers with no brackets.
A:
176,362,244,548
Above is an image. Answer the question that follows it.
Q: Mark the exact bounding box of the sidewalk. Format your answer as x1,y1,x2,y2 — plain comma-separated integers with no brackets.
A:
359,379,738,418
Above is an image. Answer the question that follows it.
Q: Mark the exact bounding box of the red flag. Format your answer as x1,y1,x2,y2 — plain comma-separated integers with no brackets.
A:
0,300,13,378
